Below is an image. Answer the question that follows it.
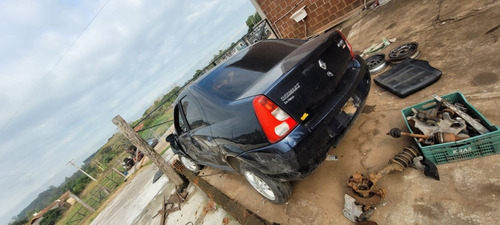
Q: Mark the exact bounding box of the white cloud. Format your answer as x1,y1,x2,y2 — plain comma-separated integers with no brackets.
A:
0,0,256,223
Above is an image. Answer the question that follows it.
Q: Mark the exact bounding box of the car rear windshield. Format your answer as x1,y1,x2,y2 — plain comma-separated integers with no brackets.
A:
198,39,303,100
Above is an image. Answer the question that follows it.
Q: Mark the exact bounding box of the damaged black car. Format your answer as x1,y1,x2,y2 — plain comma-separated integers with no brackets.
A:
167,30,371,203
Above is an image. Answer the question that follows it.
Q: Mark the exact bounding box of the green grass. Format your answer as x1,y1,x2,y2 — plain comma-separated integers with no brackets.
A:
138,107,174,140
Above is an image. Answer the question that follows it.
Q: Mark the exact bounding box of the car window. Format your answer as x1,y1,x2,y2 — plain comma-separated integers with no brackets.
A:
180,96,205,130
198,40,301,100
174,106,187,133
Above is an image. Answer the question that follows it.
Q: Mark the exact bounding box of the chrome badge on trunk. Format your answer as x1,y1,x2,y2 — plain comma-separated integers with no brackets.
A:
281,82,300,104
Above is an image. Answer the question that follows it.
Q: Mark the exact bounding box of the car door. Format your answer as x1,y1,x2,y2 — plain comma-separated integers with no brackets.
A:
175,95,221,165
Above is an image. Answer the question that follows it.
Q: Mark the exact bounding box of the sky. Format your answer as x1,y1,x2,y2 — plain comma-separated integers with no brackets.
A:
0,0,255,223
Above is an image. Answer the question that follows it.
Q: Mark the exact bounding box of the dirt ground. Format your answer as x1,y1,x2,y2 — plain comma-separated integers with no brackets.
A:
200,0,500,224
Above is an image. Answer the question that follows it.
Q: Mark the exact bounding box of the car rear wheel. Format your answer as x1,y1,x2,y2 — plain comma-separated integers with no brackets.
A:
179,155,201,173
241,164,292,204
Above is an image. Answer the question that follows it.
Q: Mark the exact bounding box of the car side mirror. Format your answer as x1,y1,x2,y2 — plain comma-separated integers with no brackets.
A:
166,134,176,142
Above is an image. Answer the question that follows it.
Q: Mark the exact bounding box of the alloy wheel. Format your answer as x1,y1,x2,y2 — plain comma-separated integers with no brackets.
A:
180,156,198,172
244,171,276,201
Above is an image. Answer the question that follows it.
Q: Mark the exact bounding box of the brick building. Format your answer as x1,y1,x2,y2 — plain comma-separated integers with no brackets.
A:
250,0,366,39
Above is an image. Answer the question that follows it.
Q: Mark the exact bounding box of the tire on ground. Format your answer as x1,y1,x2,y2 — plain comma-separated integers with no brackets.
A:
240,163,292,204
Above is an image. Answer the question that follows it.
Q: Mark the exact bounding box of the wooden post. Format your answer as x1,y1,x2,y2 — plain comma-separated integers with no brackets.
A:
112,115,186,189
69,192,96,212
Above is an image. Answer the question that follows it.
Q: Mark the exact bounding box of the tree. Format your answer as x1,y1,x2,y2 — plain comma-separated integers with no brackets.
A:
9,218,28,225
39,208,62,225
100,146,112,154
192,69,202,80
246,12,262,32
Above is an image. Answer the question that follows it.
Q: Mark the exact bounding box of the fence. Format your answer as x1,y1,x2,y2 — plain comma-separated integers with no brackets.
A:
65,169,124,224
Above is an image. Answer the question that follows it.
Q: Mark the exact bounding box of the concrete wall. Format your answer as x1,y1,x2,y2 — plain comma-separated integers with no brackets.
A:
253,0,364,38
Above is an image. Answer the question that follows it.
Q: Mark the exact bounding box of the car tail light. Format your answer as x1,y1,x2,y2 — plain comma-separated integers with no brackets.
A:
253,95,298,143
337,30,356,60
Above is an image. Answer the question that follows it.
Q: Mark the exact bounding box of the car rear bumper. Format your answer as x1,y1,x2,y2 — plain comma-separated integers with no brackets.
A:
240,56,371,181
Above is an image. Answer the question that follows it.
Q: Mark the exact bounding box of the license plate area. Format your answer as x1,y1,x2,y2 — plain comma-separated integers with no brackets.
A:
341,97,358,115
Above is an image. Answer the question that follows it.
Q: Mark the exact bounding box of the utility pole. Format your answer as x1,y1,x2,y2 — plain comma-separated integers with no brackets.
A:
112,115,186,189
67,160,110,194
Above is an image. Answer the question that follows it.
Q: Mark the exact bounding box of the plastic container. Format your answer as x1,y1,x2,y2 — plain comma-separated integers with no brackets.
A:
401,92,500,164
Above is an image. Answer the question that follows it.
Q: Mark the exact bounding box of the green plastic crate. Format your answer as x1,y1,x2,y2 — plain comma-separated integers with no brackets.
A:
401,92,500,164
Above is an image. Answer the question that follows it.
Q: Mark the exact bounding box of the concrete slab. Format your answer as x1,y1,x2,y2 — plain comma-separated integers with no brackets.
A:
92,148,240,225
90,163,171,225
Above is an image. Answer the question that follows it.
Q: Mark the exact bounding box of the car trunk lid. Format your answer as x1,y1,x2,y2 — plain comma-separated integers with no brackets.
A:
262,30,354,126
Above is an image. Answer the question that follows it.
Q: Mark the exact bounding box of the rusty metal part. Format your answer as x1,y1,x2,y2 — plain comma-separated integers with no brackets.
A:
441,108,455,116
347,147,421,207
408,112,467,136
388,42,419,63
154,191,187,223
433,132,468,143
415,101,442,121
388,128,469,144
346,187,384,207
388,128,431,139
435,112,467,134
433,95,489,134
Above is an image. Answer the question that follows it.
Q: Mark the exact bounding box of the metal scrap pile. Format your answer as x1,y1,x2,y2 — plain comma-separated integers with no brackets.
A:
344,147,428,223
344,93,497,223
401,94,490,145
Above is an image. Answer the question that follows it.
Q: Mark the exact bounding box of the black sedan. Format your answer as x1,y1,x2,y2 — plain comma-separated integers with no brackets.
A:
167,30,370,203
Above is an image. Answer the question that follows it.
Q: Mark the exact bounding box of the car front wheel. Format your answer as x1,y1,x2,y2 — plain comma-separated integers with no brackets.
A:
179,155,201,173
241,164,292,204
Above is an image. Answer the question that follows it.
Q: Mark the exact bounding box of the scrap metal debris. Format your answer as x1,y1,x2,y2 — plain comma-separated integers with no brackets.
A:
402,94,491,145
410,110,467,136
360,38,396,57
345,147,422,222
343,194,366,222
326,155,338,161
433,94,489,134
387,42,420,63
153,190,189,224
388,127,468,145
366,54,388,74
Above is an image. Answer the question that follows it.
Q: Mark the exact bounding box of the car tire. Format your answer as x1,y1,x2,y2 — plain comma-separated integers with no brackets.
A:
240,163,292,204
179,155,202,173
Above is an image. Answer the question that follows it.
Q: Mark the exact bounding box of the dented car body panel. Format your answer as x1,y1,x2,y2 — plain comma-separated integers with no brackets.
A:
170,30,371,181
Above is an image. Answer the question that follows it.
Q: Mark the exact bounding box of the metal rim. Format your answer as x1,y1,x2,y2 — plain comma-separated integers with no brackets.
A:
366,54,388,74
388,42,419,62
410,50,421,59
243,171,276,200
180,156,198,172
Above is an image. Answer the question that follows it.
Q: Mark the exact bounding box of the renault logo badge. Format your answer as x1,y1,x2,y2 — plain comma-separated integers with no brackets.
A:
318,59,327,70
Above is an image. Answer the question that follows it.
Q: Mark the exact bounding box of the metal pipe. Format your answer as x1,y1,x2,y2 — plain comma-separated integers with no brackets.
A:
272,0,305,38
